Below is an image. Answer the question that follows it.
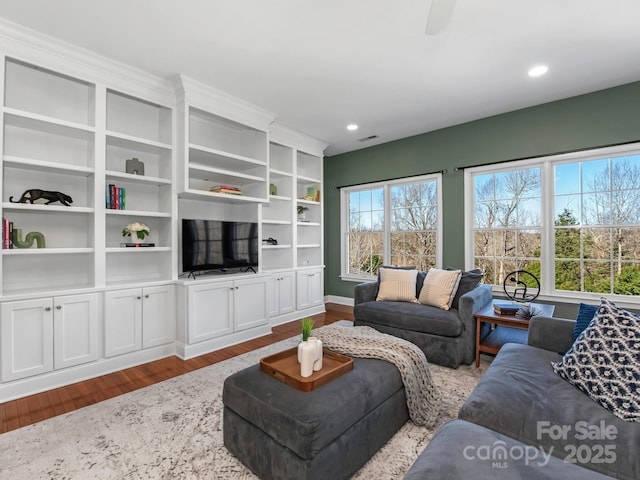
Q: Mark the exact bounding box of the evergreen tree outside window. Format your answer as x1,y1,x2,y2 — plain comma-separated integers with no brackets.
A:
468,146,640,299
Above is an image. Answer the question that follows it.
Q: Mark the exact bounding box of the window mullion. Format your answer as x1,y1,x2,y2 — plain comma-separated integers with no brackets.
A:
383,184,391,265
541,161,555,296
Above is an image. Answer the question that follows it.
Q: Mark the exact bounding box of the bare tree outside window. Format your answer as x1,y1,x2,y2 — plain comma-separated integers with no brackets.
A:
472,151,640,298
473,168,541,287
344,177,439,277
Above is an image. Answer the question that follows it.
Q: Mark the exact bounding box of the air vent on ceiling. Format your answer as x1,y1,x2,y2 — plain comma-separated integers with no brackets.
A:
357,134,379,142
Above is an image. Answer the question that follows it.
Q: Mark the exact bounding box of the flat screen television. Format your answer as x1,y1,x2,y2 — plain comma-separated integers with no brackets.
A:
182,219,258,273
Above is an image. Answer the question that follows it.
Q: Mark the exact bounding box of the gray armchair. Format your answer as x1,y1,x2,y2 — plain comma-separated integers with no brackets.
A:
353,280,492,368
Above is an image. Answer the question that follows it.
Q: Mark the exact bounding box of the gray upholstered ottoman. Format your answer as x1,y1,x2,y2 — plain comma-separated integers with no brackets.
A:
223,356,408,480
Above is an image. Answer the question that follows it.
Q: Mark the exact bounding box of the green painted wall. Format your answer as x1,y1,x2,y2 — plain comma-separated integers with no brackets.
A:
324,81,640,308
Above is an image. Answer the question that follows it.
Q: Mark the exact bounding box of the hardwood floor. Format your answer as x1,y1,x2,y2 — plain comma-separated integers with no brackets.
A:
0,303,353,435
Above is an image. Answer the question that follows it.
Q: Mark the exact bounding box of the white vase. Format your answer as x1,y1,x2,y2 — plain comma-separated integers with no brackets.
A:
130,234,144,244
308,336,323,371
300,341,315,377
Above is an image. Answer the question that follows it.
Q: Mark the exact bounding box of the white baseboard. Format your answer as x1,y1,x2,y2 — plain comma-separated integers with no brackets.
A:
270,304,326,326
324,295,354,306
0,343,176,403
176,325,273,360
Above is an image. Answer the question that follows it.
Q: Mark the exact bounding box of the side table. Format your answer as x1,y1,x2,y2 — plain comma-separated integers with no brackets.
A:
474,300,555,367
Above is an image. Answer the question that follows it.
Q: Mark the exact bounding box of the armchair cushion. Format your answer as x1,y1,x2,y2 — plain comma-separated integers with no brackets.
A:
354,301,463,337
417,268,461,310
450,269,483,310
376,268,419,303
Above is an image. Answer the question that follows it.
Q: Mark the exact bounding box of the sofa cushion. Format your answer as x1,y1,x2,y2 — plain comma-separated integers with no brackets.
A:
354,300,462,337
417,268,461,310
572,303,598,343
553,298,640,423
451,268,483,310
404,420,613,480
459,343,640,479
376,267,419,303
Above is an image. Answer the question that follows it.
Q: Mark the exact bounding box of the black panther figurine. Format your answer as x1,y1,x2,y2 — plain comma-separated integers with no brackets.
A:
9,189,73,206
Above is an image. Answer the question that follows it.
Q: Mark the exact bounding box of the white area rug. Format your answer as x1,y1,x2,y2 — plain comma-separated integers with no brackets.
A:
0,336,488,479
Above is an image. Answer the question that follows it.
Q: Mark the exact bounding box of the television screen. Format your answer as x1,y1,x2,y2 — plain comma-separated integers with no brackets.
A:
182,219,258,273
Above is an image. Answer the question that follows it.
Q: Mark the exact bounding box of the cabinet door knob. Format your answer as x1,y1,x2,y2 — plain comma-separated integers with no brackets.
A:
56,305,62,310
45,306,51,311
235,286,239,290
230,287,234,291
145,294,149,298
137,296,142,300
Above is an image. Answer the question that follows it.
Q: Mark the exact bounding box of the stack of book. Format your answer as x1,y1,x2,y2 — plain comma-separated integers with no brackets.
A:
210,185,242,195
106,184,126,209
2,218,13,249
493,302,521,315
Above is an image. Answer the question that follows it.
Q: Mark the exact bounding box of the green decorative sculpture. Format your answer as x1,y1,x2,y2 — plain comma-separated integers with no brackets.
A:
12,229,46,248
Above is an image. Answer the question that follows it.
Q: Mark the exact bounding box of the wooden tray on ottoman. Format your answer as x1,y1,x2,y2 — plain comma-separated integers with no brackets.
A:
260,347,353,392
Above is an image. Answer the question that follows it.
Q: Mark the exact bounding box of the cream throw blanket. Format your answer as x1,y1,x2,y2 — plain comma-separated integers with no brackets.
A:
314,325,441,427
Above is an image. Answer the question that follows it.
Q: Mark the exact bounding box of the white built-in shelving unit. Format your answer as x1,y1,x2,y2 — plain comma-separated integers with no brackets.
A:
0,56,176,296
175,75,272,204
0,20,326,400
1,58,97,295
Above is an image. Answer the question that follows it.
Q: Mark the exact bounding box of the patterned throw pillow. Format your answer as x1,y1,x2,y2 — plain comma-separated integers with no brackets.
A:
552,298,640,422
376,267,419,303
418,268,462,310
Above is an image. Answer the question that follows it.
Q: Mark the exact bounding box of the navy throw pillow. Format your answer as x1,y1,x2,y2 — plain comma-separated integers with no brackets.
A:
572,303,598,343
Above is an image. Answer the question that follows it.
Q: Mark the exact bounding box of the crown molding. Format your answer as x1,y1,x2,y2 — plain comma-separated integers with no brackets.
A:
0,17,175,106
270,122,328,156
174,74,277,131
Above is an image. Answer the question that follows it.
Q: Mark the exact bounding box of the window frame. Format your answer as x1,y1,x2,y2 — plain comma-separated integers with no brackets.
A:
340,173,443,282
464,142,640,307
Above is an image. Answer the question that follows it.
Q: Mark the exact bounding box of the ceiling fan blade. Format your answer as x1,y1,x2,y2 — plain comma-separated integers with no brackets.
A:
425,0,456,35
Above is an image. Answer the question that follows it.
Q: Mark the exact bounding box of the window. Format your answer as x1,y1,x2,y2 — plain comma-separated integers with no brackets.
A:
472,167,542,286
341,175,442,280
467,144,640,299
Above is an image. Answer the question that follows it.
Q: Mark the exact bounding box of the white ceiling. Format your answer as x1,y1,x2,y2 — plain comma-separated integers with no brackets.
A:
1,0,640,156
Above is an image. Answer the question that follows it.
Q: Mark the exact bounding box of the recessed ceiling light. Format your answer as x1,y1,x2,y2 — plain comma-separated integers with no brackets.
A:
347,124,358,131
528,65,549,77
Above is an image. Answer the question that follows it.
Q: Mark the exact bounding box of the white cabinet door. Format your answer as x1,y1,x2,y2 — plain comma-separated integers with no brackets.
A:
142,285,176,348
187,282,233,344
308,269,324,307
267,271,295,318
266,275,279,318
104,289,143,358
1,298,54,382
278,271,296,315
53,293,99,370
296,268,324,310
234,276,268,331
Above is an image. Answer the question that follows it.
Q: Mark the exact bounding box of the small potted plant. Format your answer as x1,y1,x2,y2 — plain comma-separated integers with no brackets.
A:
301,317,314,342
298,317,315,363
122,222,150,242
297,205,309,221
